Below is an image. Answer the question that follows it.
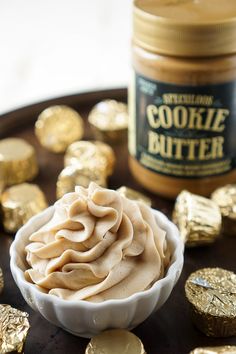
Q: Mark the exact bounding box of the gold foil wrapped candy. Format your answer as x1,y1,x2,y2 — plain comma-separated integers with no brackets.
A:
35,105,84,153
0,162,5,195
93,141,116,176
117,186,152,206
64,140,115,177
88,100,128,143
172,190,222,246
211,185,236,236
185,268,236,337
85,329,146,354
0,138,38,186
0,304,30,353
190,346,236,354
0,267,4,294
1,183,48,233
56,165,107,199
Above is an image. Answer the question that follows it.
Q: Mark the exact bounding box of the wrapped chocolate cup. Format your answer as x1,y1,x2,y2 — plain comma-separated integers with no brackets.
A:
85,329,146,354
64,140,115,177
185,268,236,337
211,184,236,236
0,162,5,196
35,105,84,153
172,190,222,246
56,165,107,199
88,100,128,144
1,183,48,233
0,138,38,186
64,141,101,167
93,141,116,176
0,304,30,353
190,346,236,354
0,267,4,294
117,186,151,206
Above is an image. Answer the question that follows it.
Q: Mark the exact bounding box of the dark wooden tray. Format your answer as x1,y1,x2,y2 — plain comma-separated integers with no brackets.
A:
0,88,236,354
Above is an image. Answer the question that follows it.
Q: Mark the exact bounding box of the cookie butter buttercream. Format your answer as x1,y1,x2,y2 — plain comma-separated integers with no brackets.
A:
25,182,168,302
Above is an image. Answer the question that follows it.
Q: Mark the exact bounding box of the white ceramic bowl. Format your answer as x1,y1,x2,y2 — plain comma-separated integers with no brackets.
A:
10,206,184,338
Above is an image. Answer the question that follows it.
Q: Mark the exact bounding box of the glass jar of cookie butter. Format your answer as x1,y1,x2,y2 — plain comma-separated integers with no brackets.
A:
128,0,236,198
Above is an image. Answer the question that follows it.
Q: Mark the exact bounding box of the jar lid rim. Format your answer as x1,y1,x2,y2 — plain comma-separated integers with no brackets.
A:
133,0,236,57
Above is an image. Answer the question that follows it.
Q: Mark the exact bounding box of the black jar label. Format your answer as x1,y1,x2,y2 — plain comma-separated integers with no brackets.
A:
128,72,236,178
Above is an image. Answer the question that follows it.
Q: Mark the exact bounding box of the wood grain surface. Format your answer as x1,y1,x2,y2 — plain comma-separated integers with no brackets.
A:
0,88,236,354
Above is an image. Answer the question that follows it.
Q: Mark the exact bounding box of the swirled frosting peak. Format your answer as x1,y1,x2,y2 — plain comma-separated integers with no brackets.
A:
25,182,169,302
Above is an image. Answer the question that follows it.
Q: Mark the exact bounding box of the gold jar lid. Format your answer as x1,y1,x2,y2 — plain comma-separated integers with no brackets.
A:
134,0,236,57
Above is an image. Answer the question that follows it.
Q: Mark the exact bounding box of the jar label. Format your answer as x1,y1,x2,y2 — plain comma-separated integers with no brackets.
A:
129,72,236,178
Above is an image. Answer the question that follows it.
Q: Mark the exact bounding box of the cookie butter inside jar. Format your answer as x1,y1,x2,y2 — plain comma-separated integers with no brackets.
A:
129,0,236,198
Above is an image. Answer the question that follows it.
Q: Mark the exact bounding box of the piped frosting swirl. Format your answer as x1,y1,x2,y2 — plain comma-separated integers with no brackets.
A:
25,183,169,302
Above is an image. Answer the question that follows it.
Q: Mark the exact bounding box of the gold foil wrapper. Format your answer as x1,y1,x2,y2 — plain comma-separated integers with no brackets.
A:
64,140,115,177
185,268,236,337
0,304,30,353
0,267,4,294
190,346,236,354
0,138,38,186
0,161,5,196
117,186,152,206
93,141,116,176
35,105,84,153
85,329,146,354
88,100,128,144
211,185,236,236
172,190,222,246
1,183,48,233
57,165,107,199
